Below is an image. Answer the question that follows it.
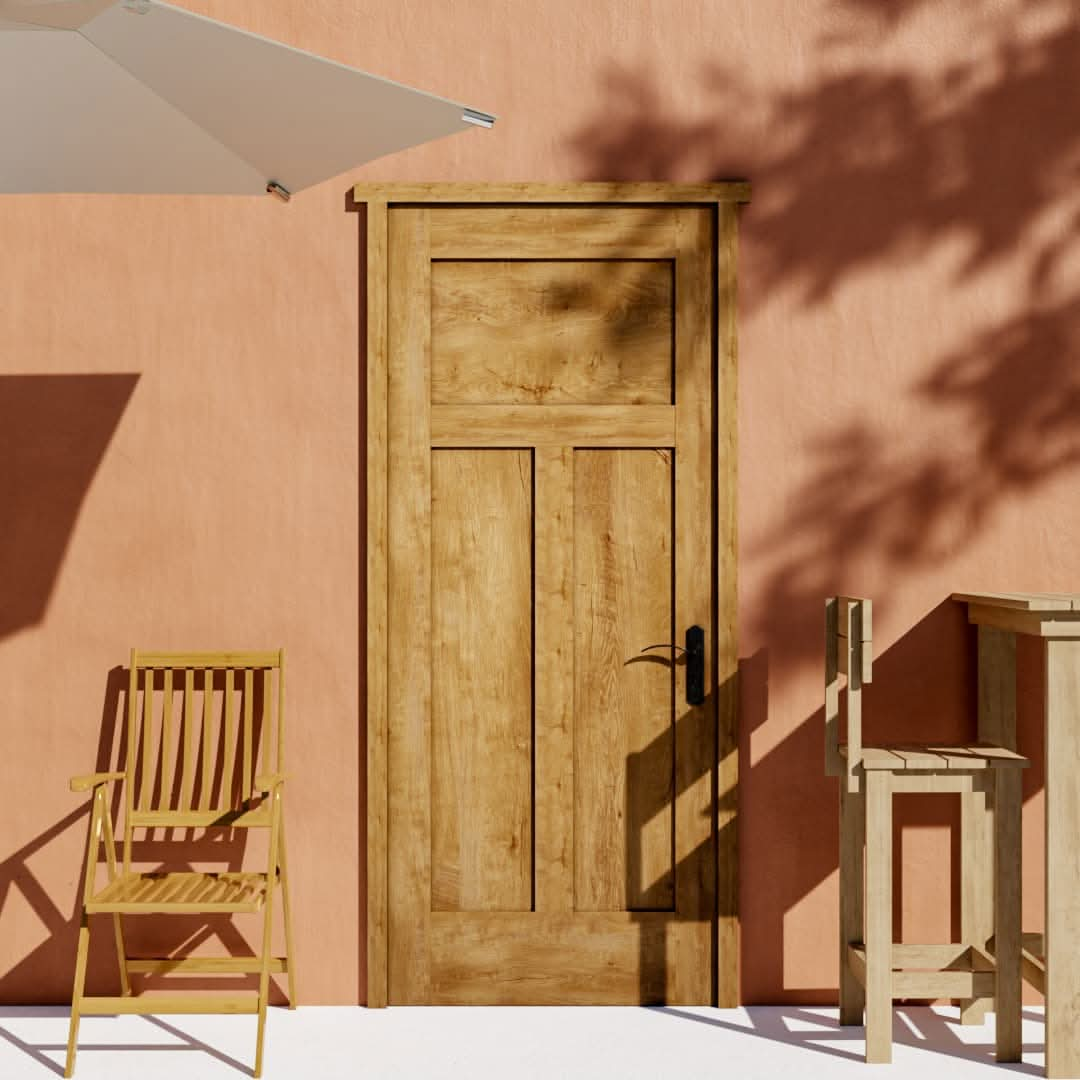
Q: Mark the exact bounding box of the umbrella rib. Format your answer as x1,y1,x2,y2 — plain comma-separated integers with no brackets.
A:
76,26,271,189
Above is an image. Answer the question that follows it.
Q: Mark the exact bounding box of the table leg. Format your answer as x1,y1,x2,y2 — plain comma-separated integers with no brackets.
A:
962,627,1015,1025
1045,639,1080,1079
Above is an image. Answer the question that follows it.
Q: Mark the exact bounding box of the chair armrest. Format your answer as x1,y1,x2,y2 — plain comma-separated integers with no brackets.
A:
254,773,287,793
70,771,125,793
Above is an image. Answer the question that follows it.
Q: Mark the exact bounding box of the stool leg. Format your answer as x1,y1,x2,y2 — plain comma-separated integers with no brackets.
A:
960,778,994,1023
994,768,1022,1062
865,770,893,1064
839,780,865,1025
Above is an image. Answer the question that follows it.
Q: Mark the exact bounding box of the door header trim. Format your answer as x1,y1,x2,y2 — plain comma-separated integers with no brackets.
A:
353,180,751,205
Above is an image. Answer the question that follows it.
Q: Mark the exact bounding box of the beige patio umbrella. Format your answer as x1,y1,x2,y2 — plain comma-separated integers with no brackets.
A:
0,0,494,198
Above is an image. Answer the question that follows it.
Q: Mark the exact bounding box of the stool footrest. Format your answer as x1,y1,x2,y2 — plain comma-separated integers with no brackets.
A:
847,943,997,998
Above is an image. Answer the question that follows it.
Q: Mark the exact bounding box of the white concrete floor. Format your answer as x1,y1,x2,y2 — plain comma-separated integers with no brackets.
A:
0,1005,1047,1079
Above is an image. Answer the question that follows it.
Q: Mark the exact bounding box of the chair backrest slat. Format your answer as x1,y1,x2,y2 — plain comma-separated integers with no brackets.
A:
161,668,173,806
825,596,873,793
202,669,216,810
141,669,153,811
243,667,254,801
123,655,138,870
221,667,236,812
182,667,195,811
275,664,285,773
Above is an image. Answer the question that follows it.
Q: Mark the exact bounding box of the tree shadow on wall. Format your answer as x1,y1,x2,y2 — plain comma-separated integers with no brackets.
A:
568,0,1077,1003
569,1,1080,649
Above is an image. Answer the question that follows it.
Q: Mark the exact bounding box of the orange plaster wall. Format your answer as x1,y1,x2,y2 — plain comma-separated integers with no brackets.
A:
1,0,1076,1004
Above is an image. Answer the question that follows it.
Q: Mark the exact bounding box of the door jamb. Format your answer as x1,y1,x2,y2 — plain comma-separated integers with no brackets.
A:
356,181,750,1008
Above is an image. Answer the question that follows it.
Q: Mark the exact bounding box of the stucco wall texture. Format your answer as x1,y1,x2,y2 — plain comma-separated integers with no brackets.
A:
1,0,1076,1005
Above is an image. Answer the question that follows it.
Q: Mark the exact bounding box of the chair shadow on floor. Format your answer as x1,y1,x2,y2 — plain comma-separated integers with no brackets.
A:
0,1007,252,1077
652,1005,1045,1075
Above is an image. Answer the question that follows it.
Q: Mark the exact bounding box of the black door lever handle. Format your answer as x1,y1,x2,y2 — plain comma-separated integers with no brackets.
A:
641,625,705,706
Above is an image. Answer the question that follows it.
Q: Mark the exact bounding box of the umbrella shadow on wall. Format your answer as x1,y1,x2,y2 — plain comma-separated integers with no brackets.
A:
0,374,138,641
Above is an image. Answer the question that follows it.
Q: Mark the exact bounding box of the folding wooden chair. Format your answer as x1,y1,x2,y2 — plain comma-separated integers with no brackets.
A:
825,598,1027,1064
65,650,296,1078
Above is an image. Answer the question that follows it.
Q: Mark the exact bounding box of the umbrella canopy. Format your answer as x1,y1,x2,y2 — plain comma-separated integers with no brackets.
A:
0,0,494,196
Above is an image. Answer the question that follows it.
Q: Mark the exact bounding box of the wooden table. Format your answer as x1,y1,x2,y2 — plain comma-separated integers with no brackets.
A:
953,592,1080,1079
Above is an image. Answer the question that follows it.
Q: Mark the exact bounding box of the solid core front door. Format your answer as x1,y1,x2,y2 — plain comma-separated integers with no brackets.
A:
367,186,743,1005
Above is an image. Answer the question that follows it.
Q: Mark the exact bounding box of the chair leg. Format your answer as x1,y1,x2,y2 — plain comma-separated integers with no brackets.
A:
865,771,893,1064
278,819,298,1008
994,769,1023,1062
960,778,993,1024
64,916,91,1078
111,914,131,997
100,797,130,997
254,890,275,1078
839,780,865,1025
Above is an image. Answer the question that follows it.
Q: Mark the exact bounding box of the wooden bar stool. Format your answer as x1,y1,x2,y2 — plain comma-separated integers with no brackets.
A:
825,597,1028,1064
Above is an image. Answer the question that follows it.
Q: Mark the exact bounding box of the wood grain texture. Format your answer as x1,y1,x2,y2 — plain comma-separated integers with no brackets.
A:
365,198,390,1008
715,201,740,1006
959,774,993,1024
849,744,1027,770
573,449,674,913
430,404,675,447
367,187,736,1006
977,625,1017,749
953,591,1080,611
672,209,716,1005
67,649,294,1075
353,181,751,204
864,770,893,1064
386,207,432,1005
428,912,711,1004
431,260,673,405
966,603,1080,638
429,207,682,259
534,446,575,911
1045,639,1080,1080
838,782,865,1025
994,767,1023,1061
431,450,533,912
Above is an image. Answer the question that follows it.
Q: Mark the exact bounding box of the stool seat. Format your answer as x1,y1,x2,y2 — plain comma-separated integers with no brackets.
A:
841,743,1028,771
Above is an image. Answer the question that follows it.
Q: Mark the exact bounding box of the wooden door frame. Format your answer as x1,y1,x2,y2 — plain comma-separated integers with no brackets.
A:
355,182,750,1008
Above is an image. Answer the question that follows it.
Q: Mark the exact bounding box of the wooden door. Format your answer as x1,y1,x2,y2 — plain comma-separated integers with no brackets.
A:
362,184,745,1007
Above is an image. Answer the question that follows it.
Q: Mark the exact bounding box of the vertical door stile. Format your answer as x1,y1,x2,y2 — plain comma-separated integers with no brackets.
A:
534,445,575,912
671,208,715,1003
716,201,741,1006
366,198,391,1009
387,207,433,1003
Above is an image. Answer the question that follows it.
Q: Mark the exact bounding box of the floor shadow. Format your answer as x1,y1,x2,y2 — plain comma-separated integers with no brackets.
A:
0,1007,251,1077
652,1004,1043,1075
